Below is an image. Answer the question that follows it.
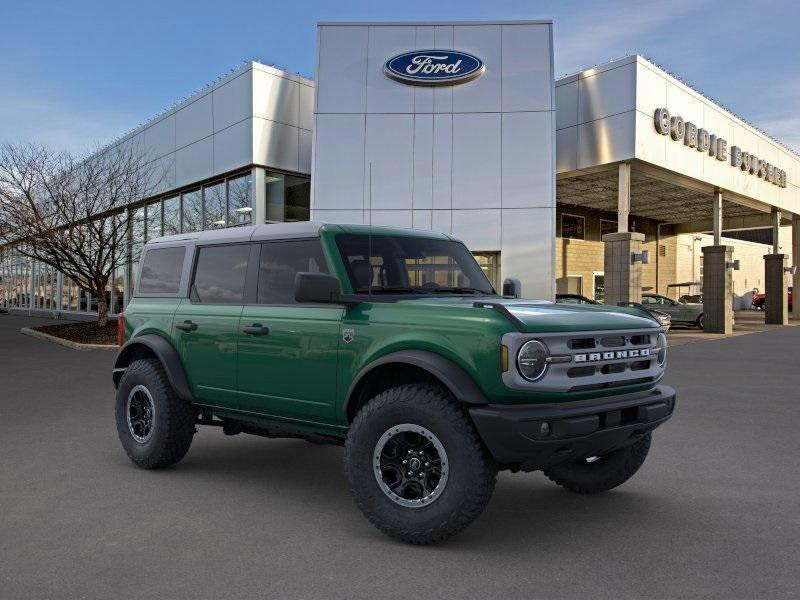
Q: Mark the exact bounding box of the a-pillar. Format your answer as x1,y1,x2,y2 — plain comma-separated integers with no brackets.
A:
602,232,644,306
701,246,733,334
792,215,800,321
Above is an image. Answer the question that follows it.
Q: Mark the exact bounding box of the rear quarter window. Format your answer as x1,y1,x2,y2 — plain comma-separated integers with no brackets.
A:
138,246,186,295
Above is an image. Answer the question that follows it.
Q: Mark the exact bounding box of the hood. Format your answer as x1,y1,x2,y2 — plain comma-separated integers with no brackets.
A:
394,296,660,333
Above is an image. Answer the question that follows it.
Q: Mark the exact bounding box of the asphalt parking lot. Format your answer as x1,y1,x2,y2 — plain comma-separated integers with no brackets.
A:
1,314,799,600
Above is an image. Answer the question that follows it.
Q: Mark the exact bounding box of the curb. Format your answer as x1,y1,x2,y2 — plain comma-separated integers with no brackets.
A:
20,327,118,351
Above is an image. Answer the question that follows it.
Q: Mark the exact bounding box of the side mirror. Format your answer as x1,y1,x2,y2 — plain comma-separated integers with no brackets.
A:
502,277,521,298
294,272,361,307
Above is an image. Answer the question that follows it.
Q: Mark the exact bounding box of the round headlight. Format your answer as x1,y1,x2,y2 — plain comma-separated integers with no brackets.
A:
655,332,667,366
517,340,550,381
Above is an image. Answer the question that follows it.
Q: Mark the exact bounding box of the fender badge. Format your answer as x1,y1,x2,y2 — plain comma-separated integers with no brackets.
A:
343,328,355,343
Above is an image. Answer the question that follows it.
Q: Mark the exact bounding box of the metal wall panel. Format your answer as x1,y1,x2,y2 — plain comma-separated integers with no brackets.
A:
432,26,454,114
213,118,253,174
556,126,578,173
502,111,553,208
312,208,364,224
369,210,413,228
144,115,175,160
555,81,578,130
577,112,636,170
175,137,213,188
452,113,501,209
366,26,415,114
452,209,501,250
578,62,636,124
316,26,369,114
299,84,314,130
253,117,299,173
213,71,253,132
175,93,213,150
502,24,552,112
312,114,365,211
452,25,502,114
412,114,434,210
364,114,414,210
298,129,312,174
431,114,452,210
502,207,554,300
412,27,435,114
253,70,300,127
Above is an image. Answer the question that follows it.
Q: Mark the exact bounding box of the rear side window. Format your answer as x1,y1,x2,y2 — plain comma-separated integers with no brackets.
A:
138,246,185,295
258,240,329,304
192,244,250,304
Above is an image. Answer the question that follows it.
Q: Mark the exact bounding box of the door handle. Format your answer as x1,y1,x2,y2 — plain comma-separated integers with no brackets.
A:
242,323,269,336
175,320,198,332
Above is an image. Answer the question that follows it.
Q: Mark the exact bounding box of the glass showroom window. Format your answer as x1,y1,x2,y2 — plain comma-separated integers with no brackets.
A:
145,201,162,240
266,172,310,222
561,214,585,240
182,189,202,233
473,252,499,289
228,174,252,225
163,196,181,235
600,219,616,238
204,181,227,229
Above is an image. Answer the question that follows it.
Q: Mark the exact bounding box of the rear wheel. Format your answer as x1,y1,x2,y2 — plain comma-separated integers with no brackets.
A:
697,314,705,330
544,434,651,494
345,384,497,544
115,358,195,469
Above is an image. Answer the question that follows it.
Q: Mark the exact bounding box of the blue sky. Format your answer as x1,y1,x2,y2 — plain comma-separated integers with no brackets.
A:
1,0,798,154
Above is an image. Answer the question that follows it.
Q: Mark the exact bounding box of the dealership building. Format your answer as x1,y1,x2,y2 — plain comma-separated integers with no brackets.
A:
2,20,799,331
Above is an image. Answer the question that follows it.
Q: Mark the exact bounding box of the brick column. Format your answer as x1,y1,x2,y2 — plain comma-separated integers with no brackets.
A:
764,253,788,325
701,245,733,334
602,231,644,306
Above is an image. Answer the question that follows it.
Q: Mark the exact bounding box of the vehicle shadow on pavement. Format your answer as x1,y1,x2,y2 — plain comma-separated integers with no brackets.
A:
116,431,708,553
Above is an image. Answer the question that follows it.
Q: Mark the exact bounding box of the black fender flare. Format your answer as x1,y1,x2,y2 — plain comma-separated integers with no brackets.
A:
344,350,489,417
113,334,193,402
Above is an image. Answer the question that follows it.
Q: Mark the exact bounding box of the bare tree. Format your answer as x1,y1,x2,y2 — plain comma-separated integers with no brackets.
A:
0,142,162,323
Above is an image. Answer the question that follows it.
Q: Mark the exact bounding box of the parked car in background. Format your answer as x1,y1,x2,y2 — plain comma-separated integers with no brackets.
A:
752,287,792,311
554,293,598,305
557,294,670,330
641,293,704,329
617,301,671,330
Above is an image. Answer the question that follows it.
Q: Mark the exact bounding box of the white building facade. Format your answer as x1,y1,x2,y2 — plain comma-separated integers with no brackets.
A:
311,21,557,299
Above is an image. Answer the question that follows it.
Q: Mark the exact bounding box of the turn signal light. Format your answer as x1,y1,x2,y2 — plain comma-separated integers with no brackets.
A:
500,345,509,372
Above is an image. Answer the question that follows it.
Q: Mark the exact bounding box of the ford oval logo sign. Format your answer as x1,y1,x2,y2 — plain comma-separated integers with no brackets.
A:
384,50,485,86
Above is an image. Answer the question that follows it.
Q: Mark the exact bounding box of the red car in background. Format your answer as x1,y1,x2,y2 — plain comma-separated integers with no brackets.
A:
752,287,793,311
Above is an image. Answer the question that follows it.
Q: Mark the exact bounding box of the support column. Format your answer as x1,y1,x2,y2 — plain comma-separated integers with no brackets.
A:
617,162,631,233
712,189,723,246
792,216,800,321
764,253,788,325
602,231,644,306
252,166,267,225
702,246,734,334
772,208,781,254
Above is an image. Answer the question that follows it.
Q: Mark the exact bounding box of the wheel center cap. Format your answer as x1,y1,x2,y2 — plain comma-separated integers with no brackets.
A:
409,457,421,470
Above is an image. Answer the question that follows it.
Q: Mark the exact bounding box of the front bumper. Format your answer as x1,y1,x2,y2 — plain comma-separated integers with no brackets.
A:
469,385,676,471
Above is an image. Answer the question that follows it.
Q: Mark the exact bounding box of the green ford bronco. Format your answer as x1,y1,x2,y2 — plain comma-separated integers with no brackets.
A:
113,222,675,544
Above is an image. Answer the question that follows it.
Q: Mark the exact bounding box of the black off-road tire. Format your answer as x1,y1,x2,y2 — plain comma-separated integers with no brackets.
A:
115,358,196,469
345,384,497,545
543,433,652,494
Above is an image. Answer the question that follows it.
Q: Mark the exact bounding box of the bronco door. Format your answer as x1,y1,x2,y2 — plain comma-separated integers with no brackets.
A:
235,239,343,424
173,243,255,408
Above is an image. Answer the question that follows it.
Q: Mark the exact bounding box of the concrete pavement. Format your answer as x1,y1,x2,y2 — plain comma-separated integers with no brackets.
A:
1,313,798,599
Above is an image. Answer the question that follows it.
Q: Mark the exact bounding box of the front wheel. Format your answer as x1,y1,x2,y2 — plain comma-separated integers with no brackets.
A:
345,384,497,544
697,314,705,330
543,434,652,494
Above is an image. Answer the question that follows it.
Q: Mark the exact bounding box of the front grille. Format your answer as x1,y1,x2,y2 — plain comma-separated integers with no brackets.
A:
502,328,664,393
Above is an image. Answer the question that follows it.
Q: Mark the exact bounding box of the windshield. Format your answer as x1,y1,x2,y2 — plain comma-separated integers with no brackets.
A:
335,234,496,295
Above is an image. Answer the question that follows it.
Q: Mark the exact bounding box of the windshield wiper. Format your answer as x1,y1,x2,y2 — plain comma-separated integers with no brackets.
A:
429,286,490,295
354,286,426,294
